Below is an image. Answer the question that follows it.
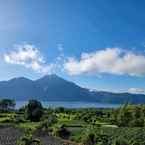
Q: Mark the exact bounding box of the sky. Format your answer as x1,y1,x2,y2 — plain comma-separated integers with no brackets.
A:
0,0,145,94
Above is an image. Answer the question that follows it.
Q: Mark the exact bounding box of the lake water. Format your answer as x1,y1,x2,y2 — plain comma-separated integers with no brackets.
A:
15,101,121,109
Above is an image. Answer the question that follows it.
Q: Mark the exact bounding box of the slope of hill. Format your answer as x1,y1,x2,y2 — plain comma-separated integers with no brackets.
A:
0,74,145,104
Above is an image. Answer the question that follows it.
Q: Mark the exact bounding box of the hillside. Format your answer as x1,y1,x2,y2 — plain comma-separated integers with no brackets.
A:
0,75,145,104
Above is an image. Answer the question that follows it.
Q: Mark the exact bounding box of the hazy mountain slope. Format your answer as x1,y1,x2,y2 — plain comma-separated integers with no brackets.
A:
90,91,145,104
0,75,145,104
35,75,93,101
0,77,43,100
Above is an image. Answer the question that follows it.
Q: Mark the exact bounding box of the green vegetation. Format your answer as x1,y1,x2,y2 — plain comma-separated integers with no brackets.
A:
17,130,41,145
0,99,15,111
1,99,145,145
25,100,43,122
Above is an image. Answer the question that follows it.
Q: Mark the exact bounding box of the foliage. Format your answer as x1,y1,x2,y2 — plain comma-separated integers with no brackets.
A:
2,101,145,145
25,100,43,122
81,127,96,145
0,99,15,111
113,104,145,127
17,130,41,145
53,124,70,139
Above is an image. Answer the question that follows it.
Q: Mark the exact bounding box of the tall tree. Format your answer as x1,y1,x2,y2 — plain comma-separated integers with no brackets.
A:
25,100,43,122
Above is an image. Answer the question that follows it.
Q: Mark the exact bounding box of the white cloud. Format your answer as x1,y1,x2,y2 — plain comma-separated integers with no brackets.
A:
128,88,145,94
64,48,145,76
57,44,64,52
4,44,56,74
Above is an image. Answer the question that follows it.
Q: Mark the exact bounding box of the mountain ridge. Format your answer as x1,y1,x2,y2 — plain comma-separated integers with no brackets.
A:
0,74,145,104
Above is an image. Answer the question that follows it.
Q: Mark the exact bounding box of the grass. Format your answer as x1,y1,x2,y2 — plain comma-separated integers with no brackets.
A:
0,112,40,131
0,112,15,123
0,111,117,144
17,122,40,130
57,113,76,121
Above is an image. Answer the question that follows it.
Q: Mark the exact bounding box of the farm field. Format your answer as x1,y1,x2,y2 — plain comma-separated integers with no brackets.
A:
1,99,145,145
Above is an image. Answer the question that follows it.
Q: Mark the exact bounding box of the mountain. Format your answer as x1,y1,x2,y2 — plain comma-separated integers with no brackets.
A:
0,75,93,101
0,77,43,100
90,91,145,104
35,75,92,101
0,74,145,104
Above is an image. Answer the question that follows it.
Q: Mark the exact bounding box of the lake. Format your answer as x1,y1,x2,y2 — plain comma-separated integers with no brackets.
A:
15,101,121,109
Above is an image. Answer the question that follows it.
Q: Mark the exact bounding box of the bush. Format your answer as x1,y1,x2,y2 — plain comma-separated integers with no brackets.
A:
14,116,26,123
114,138,129,145
81,127,96,145
17,130,41,145
25,100,43,122
53,124,70,139
82,133,96,145
0,117,14,123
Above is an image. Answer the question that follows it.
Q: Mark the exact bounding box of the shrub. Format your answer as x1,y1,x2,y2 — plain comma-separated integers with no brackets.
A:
25,100,43,122
14,116,26,123
81,127,96,145
114,138,129,145
82,133,96,145
17,130,41,145
53,124,70,139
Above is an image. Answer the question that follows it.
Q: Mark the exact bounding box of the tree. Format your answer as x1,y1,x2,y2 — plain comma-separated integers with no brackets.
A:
130,106,144,127
115,104,145,127
116,104,133,127
0,99,15,111
25,100,43,122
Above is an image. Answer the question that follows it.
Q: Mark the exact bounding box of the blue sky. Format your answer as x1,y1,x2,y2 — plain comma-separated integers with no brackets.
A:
0,0,145,94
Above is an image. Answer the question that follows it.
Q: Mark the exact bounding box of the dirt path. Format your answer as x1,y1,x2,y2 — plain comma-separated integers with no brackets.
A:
34,130,76,145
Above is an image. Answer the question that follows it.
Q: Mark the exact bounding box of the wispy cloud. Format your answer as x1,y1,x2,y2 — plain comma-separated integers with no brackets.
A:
4,44,57,74
128,88,145,94
57,44,64,52
4,45,145,77
64,48,145,76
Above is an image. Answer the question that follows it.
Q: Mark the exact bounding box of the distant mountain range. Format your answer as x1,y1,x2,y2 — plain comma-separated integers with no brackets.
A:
0,74,145,104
